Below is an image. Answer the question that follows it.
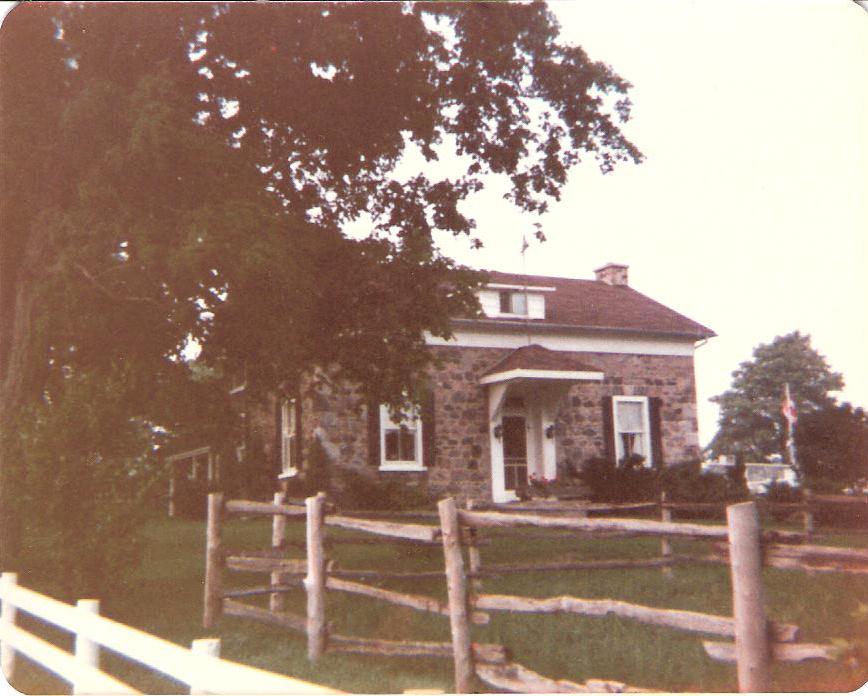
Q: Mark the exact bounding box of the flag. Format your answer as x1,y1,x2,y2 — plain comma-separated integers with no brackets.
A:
781,383,798,426
520,234,529,254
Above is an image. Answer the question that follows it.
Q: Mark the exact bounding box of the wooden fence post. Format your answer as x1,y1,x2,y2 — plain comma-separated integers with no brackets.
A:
726,502,771,692
203,492,224,629
0,572,18,682
190,637,220,695
72,599,100,695
438,498,474,693
270,491,288,612
466,499,482,590
660,491,673,579
305,492,327,662
802,488,814,537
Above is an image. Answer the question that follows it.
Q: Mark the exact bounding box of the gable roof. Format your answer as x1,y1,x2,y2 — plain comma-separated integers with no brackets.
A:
468,270,716,340
482,344,601,377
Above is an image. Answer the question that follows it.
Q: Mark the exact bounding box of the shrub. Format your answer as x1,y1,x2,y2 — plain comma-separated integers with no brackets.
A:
13,373,159,599
578,456,750,504
329,468,434,511
660,460,749,504
762,480,803,503
579,455,657,502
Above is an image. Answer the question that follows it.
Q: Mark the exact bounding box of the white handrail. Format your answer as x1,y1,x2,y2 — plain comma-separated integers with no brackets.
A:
0,574,341,695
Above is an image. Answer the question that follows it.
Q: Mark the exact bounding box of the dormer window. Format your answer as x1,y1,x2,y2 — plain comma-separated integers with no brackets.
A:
478,282,553,319
499,291,527,316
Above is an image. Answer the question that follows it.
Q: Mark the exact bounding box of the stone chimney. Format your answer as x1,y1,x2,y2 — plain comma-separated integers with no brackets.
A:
594,263,629,286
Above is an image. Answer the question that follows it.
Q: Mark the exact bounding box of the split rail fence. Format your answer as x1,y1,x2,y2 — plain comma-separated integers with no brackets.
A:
446,498,868,693
204,492,868,693
659,490,868,540
204,493,509,673
0,572,340,695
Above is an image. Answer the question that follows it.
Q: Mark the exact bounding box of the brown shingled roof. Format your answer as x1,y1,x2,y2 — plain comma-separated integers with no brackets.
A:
482,344,601,377
474,271,716,339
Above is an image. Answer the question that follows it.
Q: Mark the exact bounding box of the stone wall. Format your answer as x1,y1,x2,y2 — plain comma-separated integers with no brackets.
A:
279,345,700,504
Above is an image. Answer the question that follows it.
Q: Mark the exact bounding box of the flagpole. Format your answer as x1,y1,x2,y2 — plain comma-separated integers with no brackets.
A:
783,383,799,472
521,232,530,346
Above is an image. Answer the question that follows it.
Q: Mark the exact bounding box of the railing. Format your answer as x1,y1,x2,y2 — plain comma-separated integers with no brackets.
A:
0,572,341,695
206,492,502,670
201,491,868,693
441,499,866,693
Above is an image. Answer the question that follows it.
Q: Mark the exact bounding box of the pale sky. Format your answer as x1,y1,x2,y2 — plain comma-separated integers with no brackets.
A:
3,1,866,447
423,0,868,446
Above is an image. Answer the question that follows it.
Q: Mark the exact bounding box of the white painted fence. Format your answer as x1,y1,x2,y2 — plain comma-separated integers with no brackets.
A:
0,572,341,695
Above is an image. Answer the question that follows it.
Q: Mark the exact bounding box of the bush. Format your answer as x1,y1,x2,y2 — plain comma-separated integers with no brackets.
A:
578,456,750,504
579,455,657,502
329,468,434,511
660,460,749,504
13,373,159,599
762,480,803,503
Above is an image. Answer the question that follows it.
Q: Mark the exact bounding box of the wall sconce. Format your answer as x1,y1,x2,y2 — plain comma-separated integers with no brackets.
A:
493,424,503,440
545,424,556,440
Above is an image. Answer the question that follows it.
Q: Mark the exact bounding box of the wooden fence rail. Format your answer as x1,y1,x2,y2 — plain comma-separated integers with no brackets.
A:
204,492,864,694
439,498,863,693
0,573,340,695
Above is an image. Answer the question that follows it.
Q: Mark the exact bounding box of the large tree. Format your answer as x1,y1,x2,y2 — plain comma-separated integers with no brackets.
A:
0,2,641,579
708,331,844,465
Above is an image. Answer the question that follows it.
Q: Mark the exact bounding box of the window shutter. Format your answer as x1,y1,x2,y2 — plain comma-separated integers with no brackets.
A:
294,398,303,469
601,396,615,464
367,399,381,467
421,384,436,467
649,396,664,468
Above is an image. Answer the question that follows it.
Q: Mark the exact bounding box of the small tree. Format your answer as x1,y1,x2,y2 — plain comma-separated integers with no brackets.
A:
708,331,843,466
795,403,868,493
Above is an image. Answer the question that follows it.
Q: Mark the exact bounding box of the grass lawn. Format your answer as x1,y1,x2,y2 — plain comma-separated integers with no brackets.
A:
8,512,868,694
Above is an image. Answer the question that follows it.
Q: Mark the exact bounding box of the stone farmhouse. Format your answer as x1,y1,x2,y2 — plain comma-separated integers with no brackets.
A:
166,263,715,510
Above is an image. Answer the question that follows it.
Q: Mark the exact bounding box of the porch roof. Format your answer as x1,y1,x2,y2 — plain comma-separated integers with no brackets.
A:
479,344,604,385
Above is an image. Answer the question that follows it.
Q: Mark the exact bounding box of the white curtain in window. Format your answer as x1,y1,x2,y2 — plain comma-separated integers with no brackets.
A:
617,401,644,432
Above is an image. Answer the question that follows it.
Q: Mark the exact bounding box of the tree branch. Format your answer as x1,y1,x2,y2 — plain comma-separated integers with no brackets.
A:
75,263,161,306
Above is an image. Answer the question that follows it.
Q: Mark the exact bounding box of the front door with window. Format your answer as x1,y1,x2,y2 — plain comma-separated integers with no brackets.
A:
501,415,528,493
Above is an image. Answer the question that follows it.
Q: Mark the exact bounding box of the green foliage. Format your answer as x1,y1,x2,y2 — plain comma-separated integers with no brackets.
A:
579,456,658,502
827,603,868,673
14,369,161,598
795,403,868,492
660,461,749,504
579,457,749,504
0,3,641,575
761,480,803,503
709,331,844,464
329,468,435,512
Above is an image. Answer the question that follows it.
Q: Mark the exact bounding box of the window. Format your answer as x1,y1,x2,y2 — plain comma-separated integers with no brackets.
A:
613,396,652,466
498,291,527,316
281,399,298,477
380,404,425,471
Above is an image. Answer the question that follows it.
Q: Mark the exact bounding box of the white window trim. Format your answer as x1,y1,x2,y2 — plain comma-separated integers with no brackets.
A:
612,396,653,467
379,404,425,472
486,283,556,292
280,398,298,478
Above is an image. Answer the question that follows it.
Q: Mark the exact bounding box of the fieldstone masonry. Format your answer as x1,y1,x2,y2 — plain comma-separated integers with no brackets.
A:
277,344,701,503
